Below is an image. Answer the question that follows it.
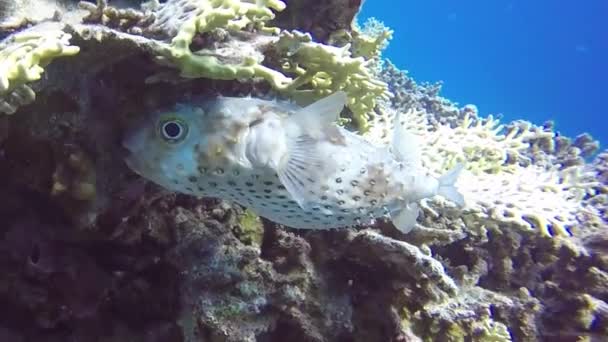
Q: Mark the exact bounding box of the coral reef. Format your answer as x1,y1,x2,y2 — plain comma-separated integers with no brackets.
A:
0,0,606,341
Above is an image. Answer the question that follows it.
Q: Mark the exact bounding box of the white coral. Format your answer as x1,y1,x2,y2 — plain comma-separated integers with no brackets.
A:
457,165,597,237
364,103,600,237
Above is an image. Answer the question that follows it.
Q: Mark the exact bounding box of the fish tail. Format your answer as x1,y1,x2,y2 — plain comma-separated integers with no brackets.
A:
437,163,465,206
391,163,465,235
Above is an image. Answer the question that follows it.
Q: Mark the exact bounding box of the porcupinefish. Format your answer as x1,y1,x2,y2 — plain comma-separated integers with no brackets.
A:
123,91,464,233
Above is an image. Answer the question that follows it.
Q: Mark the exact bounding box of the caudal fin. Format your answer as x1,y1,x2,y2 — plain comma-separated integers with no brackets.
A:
391,164,465,234
437,164,465,206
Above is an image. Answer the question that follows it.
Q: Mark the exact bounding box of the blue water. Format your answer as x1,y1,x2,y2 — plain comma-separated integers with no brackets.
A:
359,0,607,147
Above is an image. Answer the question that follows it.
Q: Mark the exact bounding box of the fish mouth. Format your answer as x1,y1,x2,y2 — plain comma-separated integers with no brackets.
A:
121,145,134,163
121,145,138,173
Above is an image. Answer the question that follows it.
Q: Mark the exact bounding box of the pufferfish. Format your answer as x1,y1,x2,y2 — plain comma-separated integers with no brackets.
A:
123,92,464,233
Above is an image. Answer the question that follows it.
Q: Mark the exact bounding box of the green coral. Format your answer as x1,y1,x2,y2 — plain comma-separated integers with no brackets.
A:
0,23,80,114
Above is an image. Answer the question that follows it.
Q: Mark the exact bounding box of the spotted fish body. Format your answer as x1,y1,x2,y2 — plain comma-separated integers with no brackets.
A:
124,92,464,232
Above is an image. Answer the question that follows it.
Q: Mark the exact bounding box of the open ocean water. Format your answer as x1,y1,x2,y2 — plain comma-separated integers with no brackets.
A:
359,0,607,147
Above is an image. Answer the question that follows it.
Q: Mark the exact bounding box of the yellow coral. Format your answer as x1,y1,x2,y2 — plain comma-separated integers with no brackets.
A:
351,17,393,60
234,208,264,246
0,23,80,114
457,165,596,236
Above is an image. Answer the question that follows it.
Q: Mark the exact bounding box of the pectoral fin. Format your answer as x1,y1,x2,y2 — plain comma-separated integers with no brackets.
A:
276,135,324,209
392,203,420,234
276,92,347,209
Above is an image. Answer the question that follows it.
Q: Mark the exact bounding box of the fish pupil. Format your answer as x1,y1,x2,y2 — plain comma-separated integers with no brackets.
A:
162,121,182,139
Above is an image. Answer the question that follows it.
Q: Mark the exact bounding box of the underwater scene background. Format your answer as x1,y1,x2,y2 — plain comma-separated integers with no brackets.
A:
360,0,607,146
0,0,607,341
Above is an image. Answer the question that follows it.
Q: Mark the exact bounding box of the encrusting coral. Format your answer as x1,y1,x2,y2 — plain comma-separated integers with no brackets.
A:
0,0,606,340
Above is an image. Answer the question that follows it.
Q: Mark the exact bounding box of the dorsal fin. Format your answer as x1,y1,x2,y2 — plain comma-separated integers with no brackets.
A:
284,91,347,137
391,109,421,166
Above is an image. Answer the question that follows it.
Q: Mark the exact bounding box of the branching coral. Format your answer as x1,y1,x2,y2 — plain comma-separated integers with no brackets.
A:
420,114,554,175
418,115,600,237
0,22,80,114
152,0,390,131
79,0,152,32
272,30,391,131
76,0,390,131
362,77,600,237
350,18,393,60
155,0,289,81
457,165,597,237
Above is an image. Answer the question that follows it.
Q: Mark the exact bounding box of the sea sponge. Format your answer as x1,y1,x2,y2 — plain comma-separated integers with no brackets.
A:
0,22,80,114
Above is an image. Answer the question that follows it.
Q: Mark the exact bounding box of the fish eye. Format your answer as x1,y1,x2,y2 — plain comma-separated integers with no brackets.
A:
159,118,188,143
